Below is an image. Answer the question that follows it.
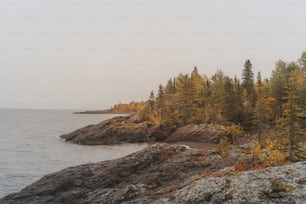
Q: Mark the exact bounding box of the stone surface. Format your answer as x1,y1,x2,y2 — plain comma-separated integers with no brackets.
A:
60,115,227,145
159,162,306,204
165,123,227,144
60,115,153,145
1,144,305,204
0,144,235,204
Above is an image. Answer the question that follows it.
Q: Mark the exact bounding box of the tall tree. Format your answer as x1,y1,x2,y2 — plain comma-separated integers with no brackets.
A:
283,73,305,161
242,59,257,108
148,91,155,112
156,84,165,120
191,67,206,123
175,74,196,125
210,70,226,123
254,72,265,143
270,60,289,119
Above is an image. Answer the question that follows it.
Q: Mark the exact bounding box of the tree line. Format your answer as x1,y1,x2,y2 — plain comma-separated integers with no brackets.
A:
110,52,306,160
136,52,306,160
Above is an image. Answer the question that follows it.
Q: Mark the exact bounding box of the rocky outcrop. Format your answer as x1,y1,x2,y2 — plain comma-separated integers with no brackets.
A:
1,144,305,204
161,161,306,204
0,144,238,204
165,123,227,144
60,115,154,145
60,115,227,145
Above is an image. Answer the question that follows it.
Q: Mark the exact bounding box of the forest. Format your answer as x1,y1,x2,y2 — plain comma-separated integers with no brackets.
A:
112,52,306,161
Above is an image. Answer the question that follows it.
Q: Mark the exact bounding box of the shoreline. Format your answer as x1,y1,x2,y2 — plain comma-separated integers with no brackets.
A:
73,109,134,114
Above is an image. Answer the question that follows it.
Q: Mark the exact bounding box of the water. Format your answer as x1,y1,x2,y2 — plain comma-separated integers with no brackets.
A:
0,109,146,198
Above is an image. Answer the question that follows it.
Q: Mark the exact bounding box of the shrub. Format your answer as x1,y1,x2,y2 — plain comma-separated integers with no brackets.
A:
251,142,264,163
217,137,231,158
264,139,286,167
225,124,242,144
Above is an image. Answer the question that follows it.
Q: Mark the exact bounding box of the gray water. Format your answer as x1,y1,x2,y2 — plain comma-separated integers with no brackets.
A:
0,109,146,198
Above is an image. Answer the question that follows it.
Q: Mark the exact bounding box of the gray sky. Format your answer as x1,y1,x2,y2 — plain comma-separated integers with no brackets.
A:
0,0,306,110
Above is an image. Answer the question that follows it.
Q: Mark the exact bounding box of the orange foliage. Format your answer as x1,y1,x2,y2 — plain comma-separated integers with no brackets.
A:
111,101,145,113
233,163,249,171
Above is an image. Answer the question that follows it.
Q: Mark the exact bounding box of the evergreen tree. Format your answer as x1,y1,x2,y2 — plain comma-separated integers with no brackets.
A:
191,66,206,123
283,73,305,161
270,60,289,119
148,91,155,112
210,70,226,122
175,74,196,125
254,72,265,143
156,84,165,120
242,59,257,108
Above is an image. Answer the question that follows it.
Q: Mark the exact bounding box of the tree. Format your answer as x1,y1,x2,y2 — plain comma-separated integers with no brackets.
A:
254,72,265,143
298,52,306,68
283,73,305,161
210,70,227,123
148,91,155,112
156,84,165,120
191,66,206,123
175,74,197,125
242,59,257,108
270,60,289,119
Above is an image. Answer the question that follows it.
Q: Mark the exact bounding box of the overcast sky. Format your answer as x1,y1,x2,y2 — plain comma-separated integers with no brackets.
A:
0,0,306,110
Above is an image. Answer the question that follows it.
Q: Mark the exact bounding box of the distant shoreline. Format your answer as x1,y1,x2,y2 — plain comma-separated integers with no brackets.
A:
73,110,134,114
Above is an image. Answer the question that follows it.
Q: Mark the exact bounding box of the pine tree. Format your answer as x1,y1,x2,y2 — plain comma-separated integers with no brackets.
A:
191,66,206,123
270,60,289,119
242,59,257,108
148,91,155,112
283,73,305,161
156,84,165,120
175,74,196,125
254,72,265,143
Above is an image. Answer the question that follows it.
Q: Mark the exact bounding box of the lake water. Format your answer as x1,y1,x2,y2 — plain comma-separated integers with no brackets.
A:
0,109,147,198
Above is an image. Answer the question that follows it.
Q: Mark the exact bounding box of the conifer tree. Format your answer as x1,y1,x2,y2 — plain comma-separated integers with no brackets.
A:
156,84,165,120
254,72,265,143
148,90,155,112
242,59,257,108
175,74,196,125
283,73,305,161
270,60,289,119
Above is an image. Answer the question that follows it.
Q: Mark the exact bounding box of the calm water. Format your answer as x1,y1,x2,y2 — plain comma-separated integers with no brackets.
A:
0,109,146,198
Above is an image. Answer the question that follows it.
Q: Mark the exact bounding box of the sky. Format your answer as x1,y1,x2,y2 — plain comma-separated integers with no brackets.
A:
0,0,306,110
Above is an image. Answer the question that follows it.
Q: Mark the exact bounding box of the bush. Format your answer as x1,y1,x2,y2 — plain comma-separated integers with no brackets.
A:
225,124,242,144
217,137,231,158
251,142,264,163
264,139,286,166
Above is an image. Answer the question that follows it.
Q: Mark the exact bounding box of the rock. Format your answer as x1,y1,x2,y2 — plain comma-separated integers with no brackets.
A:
60,114,230,145
165,123,227,144
0,144,234,204
60,115,152,145
159,161,306,204
1,144,305,204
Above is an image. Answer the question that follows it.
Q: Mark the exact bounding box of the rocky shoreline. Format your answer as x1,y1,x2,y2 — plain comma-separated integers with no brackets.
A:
60,115,227,145
1,115,305,203
1,143,305,203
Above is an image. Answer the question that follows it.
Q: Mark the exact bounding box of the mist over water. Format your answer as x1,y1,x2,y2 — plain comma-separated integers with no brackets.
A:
0,109,146,198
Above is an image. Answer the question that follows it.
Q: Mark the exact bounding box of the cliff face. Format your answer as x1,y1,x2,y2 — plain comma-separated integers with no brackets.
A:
1,144,305,204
